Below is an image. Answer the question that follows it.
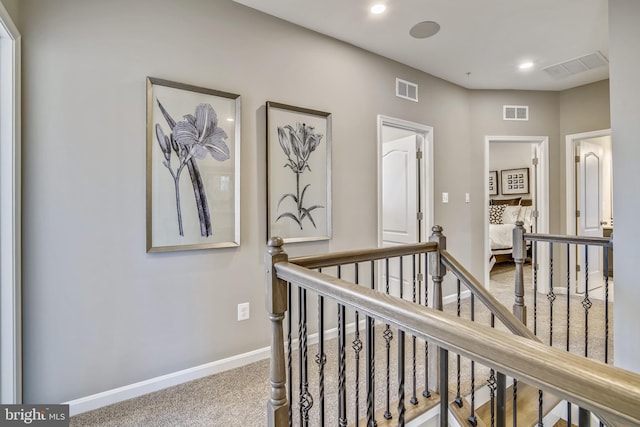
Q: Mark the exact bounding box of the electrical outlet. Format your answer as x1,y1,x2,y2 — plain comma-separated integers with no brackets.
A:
442,192,449,203
237,302,250,321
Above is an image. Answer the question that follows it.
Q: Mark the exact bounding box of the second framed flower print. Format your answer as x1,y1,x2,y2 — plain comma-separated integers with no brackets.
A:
266,101,332,243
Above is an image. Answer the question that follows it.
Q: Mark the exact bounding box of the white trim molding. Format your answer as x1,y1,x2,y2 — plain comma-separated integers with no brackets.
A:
0,0,22,404
66,321,364,416
484,136,550,292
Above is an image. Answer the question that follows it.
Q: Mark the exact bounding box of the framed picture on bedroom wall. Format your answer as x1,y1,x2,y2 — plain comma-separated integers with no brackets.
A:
489,170,498,196
266,101,332,243
501,167,529,195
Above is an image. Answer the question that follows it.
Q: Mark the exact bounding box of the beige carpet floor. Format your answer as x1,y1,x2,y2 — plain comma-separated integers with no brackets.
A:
70,263,612,426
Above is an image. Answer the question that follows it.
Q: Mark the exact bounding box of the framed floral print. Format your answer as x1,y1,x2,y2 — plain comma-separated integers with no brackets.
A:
266,101,332,243
146,77,241,252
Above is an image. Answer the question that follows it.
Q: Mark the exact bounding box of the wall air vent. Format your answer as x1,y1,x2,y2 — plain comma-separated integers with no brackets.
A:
543,51,609,80
503,105,529,121
396,78,418,102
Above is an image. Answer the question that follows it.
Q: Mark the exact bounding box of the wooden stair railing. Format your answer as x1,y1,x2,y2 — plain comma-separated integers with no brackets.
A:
513,223,614,426
266,230,636,427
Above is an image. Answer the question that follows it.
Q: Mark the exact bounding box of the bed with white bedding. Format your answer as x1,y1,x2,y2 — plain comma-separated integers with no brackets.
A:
489,201,533,267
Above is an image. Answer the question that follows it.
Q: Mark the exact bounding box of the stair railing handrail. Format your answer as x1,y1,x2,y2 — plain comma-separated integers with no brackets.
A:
523,231,612,246
440,249,537,341
270,259,640,427
288,241,438,269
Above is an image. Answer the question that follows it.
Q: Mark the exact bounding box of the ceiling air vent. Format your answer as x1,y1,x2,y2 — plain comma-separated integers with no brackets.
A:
503,105,529,121
396,78,418,102
543,51,609,80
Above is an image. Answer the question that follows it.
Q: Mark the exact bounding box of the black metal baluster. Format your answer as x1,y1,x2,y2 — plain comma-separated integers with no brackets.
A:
605,245,610,365
488,314,496,427
384,258,393,420
398,256,406,425
583,246,591,358
299,288,312,426
581,246,593,425
366,261,376,427
423,252,431,399
537,389,543,427
287,283,293,427
454,278,463,408
353,264,363,426
411,255,419,406
549,243,556,343
338,265,347,427
496,373,506,427
566,245,572,427
513,378,518,427
440,348,449,427
566,245,571,351
316,271,326,427
533,242,538,336
468,293,477,426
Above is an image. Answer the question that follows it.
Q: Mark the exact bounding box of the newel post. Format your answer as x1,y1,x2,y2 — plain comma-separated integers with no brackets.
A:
429,225,447,311
265,237,289,427
512,221,527,325
428,225,447,397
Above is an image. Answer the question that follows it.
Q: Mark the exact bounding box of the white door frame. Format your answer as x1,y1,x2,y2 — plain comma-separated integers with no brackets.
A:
377,115,434,246
565,129,611,293
0,1,22,404
484,136,550,292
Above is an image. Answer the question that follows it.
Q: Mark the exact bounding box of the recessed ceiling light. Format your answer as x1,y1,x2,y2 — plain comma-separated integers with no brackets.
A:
410,21,441,39
519,61,534,70
371,4,386,14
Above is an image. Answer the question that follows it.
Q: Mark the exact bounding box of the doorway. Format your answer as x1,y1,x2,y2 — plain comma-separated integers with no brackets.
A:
565,129,612,294
484,136,550,292
0,2,21,404
377,115,434,298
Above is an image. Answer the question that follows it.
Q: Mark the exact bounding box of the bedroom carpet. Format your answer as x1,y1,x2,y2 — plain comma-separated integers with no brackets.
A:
70,263,612,426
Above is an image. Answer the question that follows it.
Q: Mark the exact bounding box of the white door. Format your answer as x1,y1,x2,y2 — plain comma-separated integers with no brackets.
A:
577,140,604,292
381,135,420,298
382,135,419,246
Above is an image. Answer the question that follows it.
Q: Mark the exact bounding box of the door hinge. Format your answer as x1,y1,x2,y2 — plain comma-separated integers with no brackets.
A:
576,264,581,273
416,150,423,160
575,155,580,163
532,157,539,166
576,210,581,218
416,273,424,282
417,211,424,221
533,210,539,218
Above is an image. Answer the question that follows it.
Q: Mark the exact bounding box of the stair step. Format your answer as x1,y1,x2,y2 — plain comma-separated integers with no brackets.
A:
449,396,488,427
476,381,562,427
348,391,441,427
553,420,577,427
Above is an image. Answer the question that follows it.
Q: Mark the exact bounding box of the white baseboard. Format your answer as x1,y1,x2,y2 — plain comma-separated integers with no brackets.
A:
66,320,365,416
65,345,271,416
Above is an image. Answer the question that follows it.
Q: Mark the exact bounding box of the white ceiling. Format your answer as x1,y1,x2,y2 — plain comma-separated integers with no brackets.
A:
232,0,609,91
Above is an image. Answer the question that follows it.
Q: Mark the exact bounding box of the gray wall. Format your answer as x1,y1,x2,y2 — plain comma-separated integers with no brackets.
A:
468,90,560,276
558,80,611,234
17,0,471,403
609,0,640,373
13,0,617,405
